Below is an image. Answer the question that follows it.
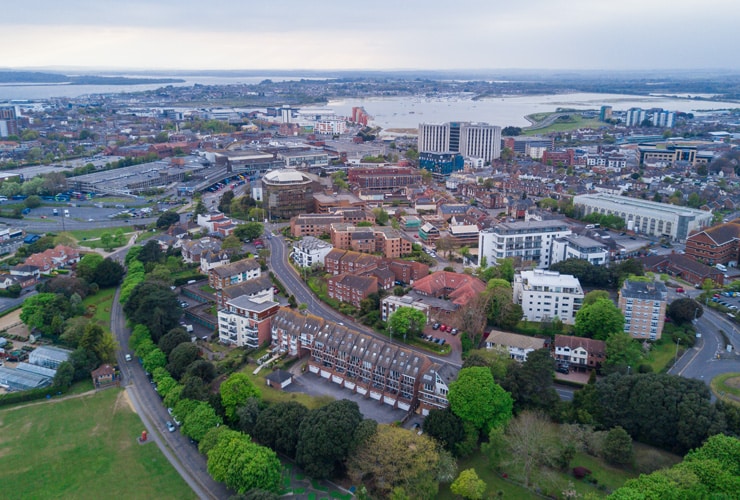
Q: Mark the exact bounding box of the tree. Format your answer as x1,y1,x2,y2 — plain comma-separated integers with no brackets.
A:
450,469,487,500
501,349,559,413
218,190,235,213
253,402,308,459
331,170,348,191
123,281,181,342
76,253,104,283
156,211,180,229
388,307,427,339
137,240,164,266
142,347,167,373
236,397,263,435
503,411,561,489
185,359,217,384
373,207,389,225
603,332,644,373
158,327,191,357
422,409,466,456
181,401,223,442
20,292,75,335
167,342,201,380
295,400,366,479
667,298,703,325
448,367,513,434
234,222,264,241
348,424,440,499
221,234,242,251
574,298,624,340
583,289,610,306
53,361,74,388
603,426,633,466
93,258,125,287
220,373,261,422
207,430,282,494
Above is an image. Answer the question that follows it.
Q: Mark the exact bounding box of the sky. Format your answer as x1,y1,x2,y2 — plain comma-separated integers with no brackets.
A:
2,0,739,72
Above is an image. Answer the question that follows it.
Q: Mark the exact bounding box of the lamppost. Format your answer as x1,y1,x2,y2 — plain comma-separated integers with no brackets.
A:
674,337,681,365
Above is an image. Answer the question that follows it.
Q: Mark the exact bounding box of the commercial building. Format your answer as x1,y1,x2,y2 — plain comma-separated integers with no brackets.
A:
685,220,740,267
551,235,609,266
637,144,712,167
418,122,502,162
347,166,422,191
270,308,456,415
330,224,412,259
261,169,320,219
418,152,464,180
513,270,584,325
28,346,72,369
478,220,572,268
291,236,333,268
618,280,668,341
573,193,713,242
217,295,280,348
290,209,375,237
641,254,725,287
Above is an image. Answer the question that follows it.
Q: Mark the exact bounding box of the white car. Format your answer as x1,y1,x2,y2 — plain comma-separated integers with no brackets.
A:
166,421,176,432
125,354,132,362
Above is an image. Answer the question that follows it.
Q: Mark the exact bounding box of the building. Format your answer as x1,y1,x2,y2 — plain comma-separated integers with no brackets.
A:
290,210,375,237
640,253,725,287
618,280,668,341
478,220,572,268
0,365,51,391
387,260,429,285
324,249,380,276
23,245,80,273
196,212,236,236
348,166,422,191
292,236,333,268
625,107,647,127
573,193,713,242
208,258,261,290
551,235,609,266
381,294,431,322
553,335,606,372
261,169,320,219
513,270,584,325
412,271,486,309
218,274,274,308
418,152,464,180
91,364,118,388
330,224,412,259
269,308,456,414
327,274,378,307
685,220,740,267
265,369,294,390
28,346,72,369
483,330,547,362
279,150,329,170
218,295,280,348
418,122,502,163
637,144,711,167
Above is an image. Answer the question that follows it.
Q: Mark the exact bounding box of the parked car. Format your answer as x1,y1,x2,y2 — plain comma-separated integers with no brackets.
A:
166,421,176,432
556,365,570,375
439,324,447,332
125,354,132,362
432,322,440,330
676,288,685,293
450,328,458,336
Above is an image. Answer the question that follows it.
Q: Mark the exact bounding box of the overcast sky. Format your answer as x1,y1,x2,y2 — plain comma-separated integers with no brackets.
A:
2,0,739,71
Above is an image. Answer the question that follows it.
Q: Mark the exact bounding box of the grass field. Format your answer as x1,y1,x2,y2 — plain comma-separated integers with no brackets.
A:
82,287,117,328
66,228,133,242
523,113,606,136
646,339,679,373
241,366,334,410
0,389,196,500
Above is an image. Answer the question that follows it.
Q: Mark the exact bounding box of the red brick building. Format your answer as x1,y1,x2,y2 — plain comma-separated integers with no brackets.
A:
685,220,740,266
327,274,378,307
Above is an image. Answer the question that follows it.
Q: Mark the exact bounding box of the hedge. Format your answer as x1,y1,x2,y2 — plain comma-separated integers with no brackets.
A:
0,385,69,408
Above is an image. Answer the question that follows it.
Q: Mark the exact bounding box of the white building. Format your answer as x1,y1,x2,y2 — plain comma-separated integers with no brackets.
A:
513,270,584,325
478,220,572,268
292,236,333,268
418,122,501,162
551,235,609,266
28,346,72,369
380,294,431,322
573,193,713,242
314,120,347,135
484,329,546,362
217,295,280,348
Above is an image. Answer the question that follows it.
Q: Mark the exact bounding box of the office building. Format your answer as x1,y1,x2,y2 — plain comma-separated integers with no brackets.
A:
573,193,713,242
618,280,668,341
261,169,320,219
478,220,572,268
513,270,584,325
418,122,501,162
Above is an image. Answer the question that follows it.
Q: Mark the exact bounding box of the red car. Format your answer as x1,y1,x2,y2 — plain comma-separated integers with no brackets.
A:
676,288,685,293
439,324,447,332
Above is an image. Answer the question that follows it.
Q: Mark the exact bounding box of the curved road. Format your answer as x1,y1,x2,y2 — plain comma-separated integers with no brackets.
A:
267,228,462,368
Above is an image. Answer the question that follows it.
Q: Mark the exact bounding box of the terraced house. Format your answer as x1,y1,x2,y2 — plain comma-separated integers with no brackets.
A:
270,308,456,414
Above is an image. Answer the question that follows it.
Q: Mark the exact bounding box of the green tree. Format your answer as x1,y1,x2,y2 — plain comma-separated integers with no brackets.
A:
156,211,180,229
603,332,644,374
181,401,223,442
253,402,309,459
583,289,610,306
450,468,487,500
348,424,440,499
667,298,703,325
373,207,389,225
218,190,235,213
574,298,624,340
123,281,181,342
93,258,125,287
158,327,191,357
234,222,264,241
137,239,164,266
220,373,261,422
448,367,513,434
143,347,167,373
52,361,75,388
24,195,42,208
603,426,634,466
388,307,427,339
76,253,104,283
166,342,201,380
207,429,282,494
501,349,559,413
295,400,366,479
422,409,466,456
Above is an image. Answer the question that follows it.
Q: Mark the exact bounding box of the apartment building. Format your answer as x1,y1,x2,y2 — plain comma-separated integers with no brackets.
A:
347,166,422,191
330,223,412,259
218,274,274,308
292,236,333,268
513,270,584,325
269,308,456,414
290,209,375,237
618,280,668,341
551,235,609,266
478,220,572,268
381,294,431,322
685,220,740,266
208,258,261,290
573,193,713,242
483,330,546,362
418,122,502,162
552,335,606,372
324,249,380,276
327,274,378,307
217,296,280,348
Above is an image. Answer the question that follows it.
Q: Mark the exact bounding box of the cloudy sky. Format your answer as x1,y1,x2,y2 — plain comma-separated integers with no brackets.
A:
2,0,739,71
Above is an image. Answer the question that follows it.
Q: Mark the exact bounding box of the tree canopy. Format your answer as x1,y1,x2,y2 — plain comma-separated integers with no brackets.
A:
574,297,624,340
122,281,181,342
501,349,559,413
448,367,513,434
253,401,308,459
667,298,703,325
387,306,427,338
207,429,282,494
220,372,261,423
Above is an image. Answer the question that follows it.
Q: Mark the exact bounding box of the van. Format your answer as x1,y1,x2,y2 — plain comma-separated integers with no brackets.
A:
716,264,727,272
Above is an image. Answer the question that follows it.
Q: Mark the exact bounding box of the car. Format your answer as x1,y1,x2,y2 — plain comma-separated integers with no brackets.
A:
180,302,188,308
88,218,94,222
556,366,570,375
676,288,685,293
630,236,636,240
439,324,447,332
413,235,419,238
412,423,423,435
166,421,176,432
450,328,458,335
125,354,132,362
432,322,440,330
167,407,174,416
439,339,446,346
40,215,47,219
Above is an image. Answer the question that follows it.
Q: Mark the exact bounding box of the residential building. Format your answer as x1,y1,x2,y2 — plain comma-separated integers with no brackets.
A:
313,191,365,214
513,270,584,325
418,122,502,163
218,295,280,348
330,224,412,259
387,260,429,285
292,236,333,268
290,209,375,237
640,253,725,287
199,250,232,273
412,271,486,309
196,212,236,236
23,245,80,273
573,193,713,242
685,220,740,267
478,220,572,268
381,294,431,322
324,249,380,276
269,308,457,414
208,258,261,290
553,335,606,372
348,167,422,191
483,330,547,362
551,235,609,266
218,274,274,308
327,274,378,307
618,280,668,341
180,237,222,264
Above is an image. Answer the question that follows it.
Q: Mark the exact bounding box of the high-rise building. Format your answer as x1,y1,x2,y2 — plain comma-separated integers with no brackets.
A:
618,280,667,341
478,220,572,268
513,270,584,325
418,121,501,163
625,108,647,127
0,106,18,138
599,105,613,121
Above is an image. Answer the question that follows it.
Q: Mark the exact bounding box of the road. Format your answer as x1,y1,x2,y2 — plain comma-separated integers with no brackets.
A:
111,288,231,500
267,228,462,368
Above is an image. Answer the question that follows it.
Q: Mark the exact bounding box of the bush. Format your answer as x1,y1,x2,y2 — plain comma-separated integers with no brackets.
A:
0,385,69,408
572,466,591,479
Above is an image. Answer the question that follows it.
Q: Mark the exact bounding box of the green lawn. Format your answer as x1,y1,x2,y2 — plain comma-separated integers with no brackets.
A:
437,453,539,499
82,287,118,328
242,366,334,410
0,389,196,500
523,113,606,136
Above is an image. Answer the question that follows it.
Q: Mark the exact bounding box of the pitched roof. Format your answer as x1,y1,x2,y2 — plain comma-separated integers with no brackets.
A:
210,258,260,278
690,220,740,246
554,334,605,354
412,271,485,305
485,330,546,350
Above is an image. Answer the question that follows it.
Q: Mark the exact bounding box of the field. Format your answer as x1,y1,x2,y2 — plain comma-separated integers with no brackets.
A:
523,112,606,135
0,388,195,500
82,287,118,328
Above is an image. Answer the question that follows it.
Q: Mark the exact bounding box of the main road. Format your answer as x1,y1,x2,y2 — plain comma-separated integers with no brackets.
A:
267,228,462,368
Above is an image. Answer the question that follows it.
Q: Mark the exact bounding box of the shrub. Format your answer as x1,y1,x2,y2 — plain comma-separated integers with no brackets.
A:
572,466,591,479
